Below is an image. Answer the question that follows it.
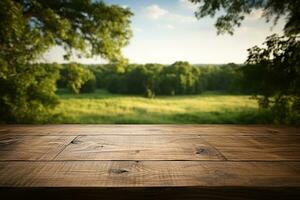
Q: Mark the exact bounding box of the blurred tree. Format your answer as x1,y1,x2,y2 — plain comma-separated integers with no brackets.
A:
126,65,149,94
190,0,300,123
106,74,127,94
80,78,97,93
143,64,163,98
126,64,162,97
0,62,60,123
0,0,132,122
159,61,201,95
64,63,95,94
244,34,300,123
201,64,239,92
86,63,242,96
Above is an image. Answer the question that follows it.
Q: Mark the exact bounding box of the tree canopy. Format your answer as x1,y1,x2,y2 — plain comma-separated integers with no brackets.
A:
243,34,300,123
0,0,133,122
0,0,133,62
189,0,300,123
189,0,300,35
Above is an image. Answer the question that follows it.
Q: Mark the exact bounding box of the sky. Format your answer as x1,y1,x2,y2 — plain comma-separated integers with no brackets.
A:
43,0,285,64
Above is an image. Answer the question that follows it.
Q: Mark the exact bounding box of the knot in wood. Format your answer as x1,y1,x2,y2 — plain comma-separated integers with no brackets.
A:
110,169,129,174
70,139,81,144
195,147,208,155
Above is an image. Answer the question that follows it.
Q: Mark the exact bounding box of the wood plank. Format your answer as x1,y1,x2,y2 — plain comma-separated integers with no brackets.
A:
0,125,299,136
0,161,300,187
56,135,223,160
0,135,75,160
202,135,300,160
0,125,299,199
0,125,77,136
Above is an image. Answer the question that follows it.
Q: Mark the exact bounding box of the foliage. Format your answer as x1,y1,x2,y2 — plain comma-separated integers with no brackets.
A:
189,0,300,35
106,74,127,94
65,62,242,97
190,0,300,124
243,34,300,123
158,62,200,95
196,63,240,92
63,63,95,94
0,0,133,61
80,78,97,93
0,0,132,122
126,64,162,96
0,62,60,123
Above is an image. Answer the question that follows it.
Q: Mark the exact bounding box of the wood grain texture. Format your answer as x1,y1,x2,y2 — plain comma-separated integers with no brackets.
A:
202,135,300,160
0,135,74,160
56,135,223,160
0,161,300,187
0,125,300,200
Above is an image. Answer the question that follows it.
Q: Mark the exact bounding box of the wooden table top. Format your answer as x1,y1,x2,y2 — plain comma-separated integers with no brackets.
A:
0,125,300,199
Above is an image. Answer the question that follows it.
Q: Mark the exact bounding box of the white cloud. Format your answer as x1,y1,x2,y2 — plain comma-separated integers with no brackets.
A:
144,4,168,20
179,0,197,11
144,4,197,24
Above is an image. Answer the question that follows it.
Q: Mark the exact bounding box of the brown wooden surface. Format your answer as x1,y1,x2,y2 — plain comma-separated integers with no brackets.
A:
202,135,300,160
0,135,73,160
55,135,223,160
1,124,299,136
1,161,300,187
0,125,300,199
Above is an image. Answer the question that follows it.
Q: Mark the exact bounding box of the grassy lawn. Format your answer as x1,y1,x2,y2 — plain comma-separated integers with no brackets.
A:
50,90,272,124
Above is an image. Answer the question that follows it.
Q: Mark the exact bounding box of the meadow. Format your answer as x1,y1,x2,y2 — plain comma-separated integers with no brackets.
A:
50,90,272,124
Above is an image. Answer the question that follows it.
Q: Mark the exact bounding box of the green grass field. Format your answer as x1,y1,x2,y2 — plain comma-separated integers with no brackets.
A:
49,90,272,124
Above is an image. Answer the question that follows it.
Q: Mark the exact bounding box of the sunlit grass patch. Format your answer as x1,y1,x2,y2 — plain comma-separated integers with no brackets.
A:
50,90,271,124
